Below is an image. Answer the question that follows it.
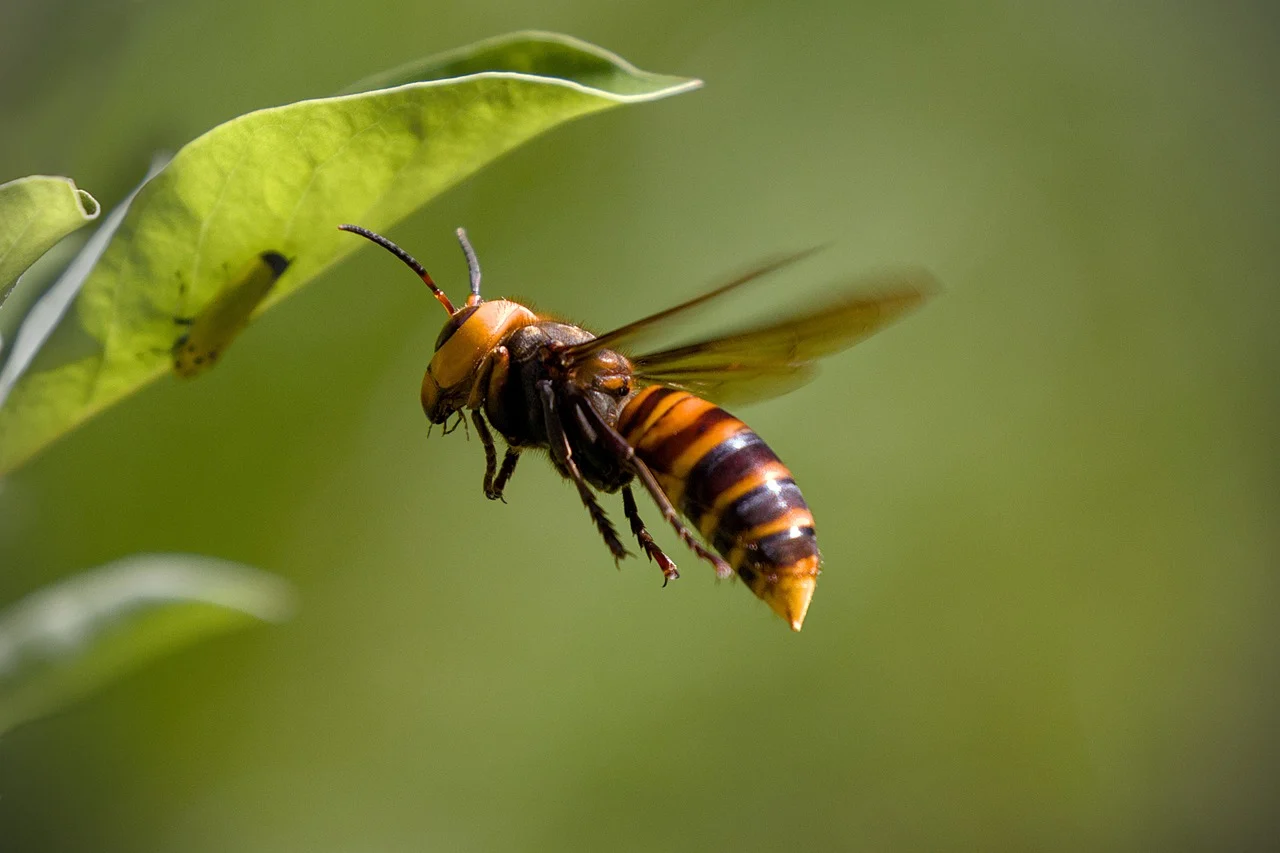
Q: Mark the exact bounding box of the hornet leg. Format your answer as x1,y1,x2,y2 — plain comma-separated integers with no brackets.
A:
622,485,679,586
466,348,513,501
576,399,733,579
538,381,629,563
470,411,505,501
491,447,521,502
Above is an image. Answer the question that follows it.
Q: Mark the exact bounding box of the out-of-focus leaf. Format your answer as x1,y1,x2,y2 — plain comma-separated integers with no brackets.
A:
0,554,294,734
0,176,100,307
0,31,700,474
0,156,169,409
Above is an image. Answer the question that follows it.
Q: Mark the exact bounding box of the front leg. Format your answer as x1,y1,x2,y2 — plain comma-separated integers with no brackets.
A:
470,411,505,501
538,381,629,563
465,347,515,501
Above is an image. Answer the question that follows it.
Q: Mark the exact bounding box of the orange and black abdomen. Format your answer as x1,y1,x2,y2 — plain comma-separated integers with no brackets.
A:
616,386,820,628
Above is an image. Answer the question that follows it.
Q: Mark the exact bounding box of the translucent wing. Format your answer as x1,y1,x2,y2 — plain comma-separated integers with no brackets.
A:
561,248,823,360
628,270,937,406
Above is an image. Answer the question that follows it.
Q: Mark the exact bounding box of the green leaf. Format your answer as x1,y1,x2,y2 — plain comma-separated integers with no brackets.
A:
0,156,169,408
0,554,294,734
0,31,700,475
0,175,100,307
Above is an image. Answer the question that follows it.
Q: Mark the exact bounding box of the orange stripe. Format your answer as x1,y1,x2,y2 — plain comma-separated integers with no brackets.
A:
695,461,791,539
782,554,821,580
622,388,689,446
637,402,749,510
742,553,821,593
634,395,716,452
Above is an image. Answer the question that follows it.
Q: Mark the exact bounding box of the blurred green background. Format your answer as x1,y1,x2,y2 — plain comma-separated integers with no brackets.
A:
2,1,1277,850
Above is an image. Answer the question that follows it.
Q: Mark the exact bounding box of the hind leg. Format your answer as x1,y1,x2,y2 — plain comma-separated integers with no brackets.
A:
576,399,732,579
623,485,679,586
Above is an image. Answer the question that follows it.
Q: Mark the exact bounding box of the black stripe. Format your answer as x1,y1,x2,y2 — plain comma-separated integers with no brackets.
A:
711,481,806,555
681,432,781,520
752,526,819,570
727,479,807,531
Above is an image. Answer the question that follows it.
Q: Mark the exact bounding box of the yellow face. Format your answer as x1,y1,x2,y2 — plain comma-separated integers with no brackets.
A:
420,299,537,422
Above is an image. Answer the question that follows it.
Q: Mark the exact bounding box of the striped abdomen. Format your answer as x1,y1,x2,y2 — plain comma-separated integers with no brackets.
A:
616,386,820,629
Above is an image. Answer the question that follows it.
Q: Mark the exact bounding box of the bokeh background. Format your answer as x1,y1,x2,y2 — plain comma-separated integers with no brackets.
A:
2,1,1277,850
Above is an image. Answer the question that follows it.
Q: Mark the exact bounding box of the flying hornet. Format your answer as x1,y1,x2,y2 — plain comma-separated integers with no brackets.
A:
340,224,934,630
